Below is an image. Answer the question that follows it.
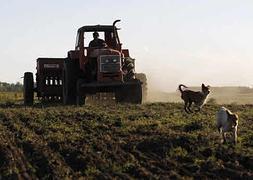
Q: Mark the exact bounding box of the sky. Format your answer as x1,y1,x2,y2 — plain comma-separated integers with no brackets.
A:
0,0,253,91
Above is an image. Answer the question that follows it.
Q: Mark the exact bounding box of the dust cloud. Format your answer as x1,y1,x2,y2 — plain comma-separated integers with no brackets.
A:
145,74,253,104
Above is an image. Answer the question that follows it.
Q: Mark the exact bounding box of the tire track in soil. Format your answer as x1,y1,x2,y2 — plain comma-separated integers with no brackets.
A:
18,113,136,178
1,114,75,179
0,123,36,179
17,112,100,175
17,114,91,175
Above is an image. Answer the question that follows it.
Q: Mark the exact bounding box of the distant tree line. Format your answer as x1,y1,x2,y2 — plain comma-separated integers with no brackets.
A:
0,82,23,92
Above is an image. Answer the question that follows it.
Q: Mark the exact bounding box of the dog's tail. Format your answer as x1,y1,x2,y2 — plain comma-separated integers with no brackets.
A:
178,84,188,93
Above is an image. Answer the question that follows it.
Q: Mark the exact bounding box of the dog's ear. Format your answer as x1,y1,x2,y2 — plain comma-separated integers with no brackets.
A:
202,83,205,88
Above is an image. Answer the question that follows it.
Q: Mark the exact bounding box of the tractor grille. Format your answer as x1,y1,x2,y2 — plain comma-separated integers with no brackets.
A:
100,55,121,73
101,64,121,72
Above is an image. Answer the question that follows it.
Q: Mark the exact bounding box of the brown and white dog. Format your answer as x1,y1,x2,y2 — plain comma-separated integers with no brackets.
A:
178,84,210,113
216,107,239,144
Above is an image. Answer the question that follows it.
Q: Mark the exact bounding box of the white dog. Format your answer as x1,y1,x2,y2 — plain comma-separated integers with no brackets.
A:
216,107,239,144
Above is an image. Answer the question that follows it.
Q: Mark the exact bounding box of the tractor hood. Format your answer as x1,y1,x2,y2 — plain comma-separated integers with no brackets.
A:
89,48,121,58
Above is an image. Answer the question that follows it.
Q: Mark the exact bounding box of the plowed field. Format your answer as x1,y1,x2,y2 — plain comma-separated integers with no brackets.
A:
0,103,253,179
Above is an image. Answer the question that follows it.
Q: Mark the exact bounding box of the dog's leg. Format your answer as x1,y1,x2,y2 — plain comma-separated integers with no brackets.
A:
233,128,237,144
217,126,222,134
187,101,193,113
222,132,226,144
184,102,190,113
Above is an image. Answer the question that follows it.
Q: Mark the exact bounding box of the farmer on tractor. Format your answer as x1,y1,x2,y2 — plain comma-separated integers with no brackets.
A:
89,31,107,48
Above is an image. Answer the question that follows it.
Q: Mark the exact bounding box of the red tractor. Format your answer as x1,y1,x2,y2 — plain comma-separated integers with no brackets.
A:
23,20,147,105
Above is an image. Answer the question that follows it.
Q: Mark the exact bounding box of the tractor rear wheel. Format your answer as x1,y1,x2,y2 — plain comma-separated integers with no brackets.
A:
115,82,142,104
130,83,142,104
23,72,34,106
135,73,147,102
76,79,86,106
63,59,79,105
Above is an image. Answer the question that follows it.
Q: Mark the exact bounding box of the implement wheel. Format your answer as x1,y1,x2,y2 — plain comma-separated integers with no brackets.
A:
23,72,34,106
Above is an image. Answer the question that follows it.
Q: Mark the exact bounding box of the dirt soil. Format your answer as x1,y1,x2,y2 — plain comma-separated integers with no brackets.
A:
0,103,253,179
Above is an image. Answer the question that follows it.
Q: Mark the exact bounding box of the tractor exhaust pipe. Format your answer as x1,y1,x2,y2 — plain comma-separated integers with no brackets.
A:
113,20,121,27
